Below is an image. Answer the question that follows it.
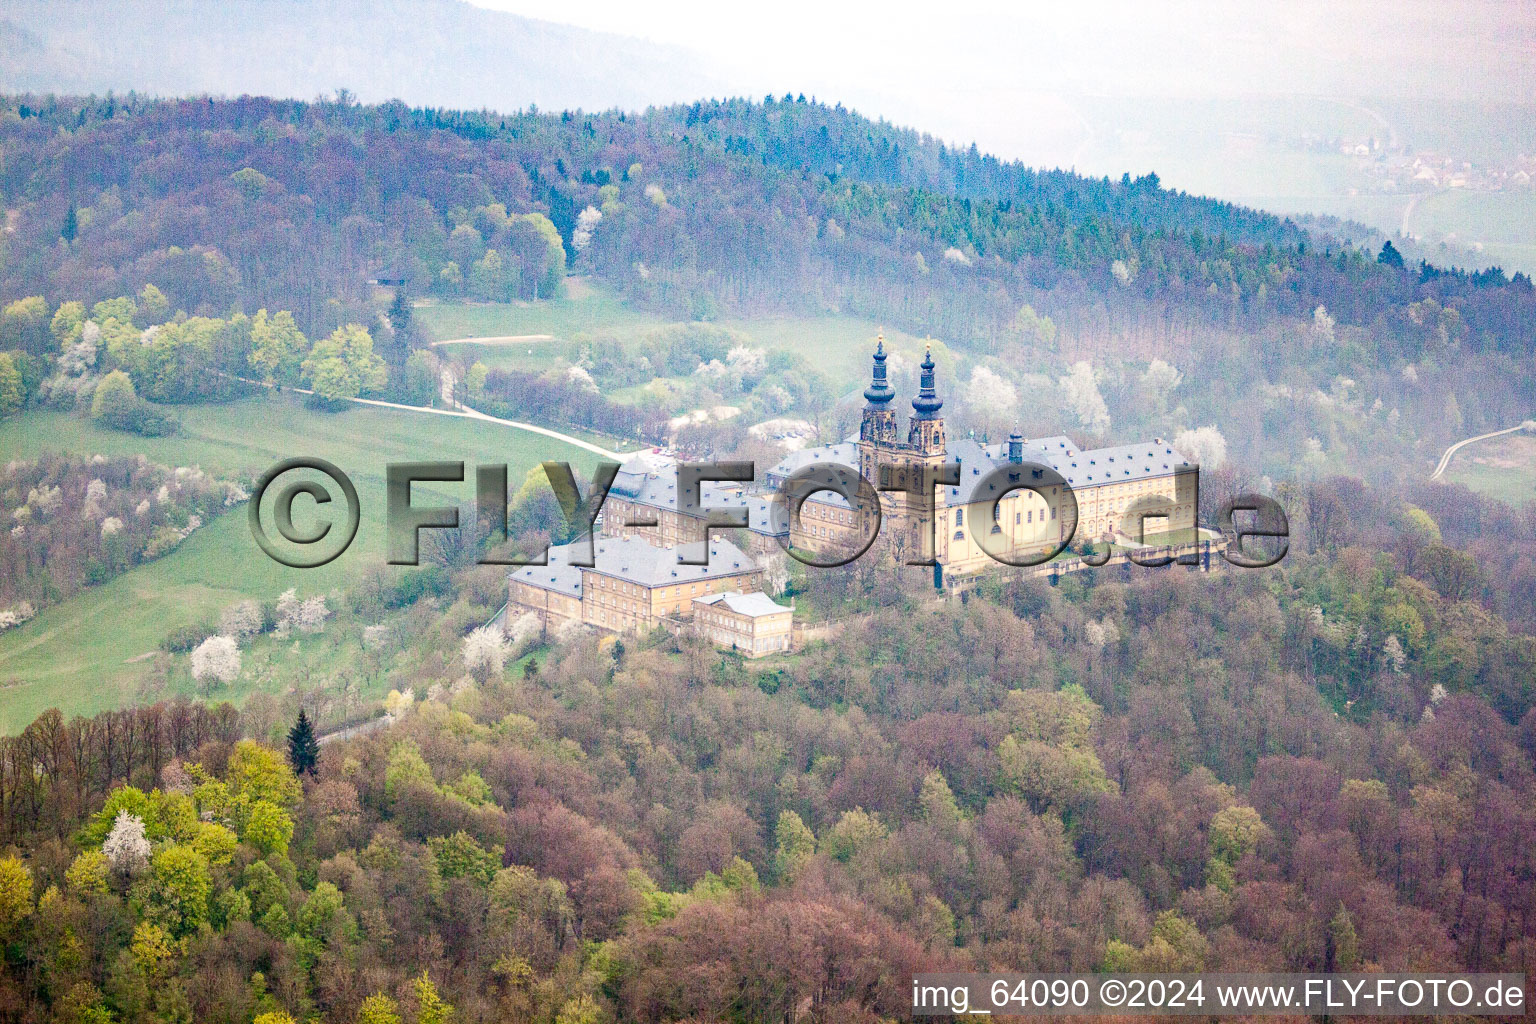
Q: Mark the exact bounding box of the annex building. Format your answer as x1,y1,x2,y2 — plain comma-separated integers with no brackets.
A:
506,529,794,655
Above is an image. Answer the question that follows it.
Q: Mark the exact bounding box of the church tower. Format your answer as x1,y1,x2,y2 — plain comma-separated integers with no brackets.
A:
859,335,898,444
907,344,946,456
857,334,898,485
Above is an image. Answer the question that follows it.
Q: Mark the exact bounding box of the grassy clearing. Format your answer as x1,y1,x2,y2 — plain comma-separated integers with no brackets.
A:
1408,190,1536,276
414,285,655,342
0,395,598,729
1446,433,1536,508
417,284,939,408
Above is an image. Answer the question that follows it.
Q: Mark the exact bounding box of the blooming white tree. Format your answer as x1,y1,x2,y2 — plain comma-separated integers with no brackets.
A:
191,635,241,685
102,811,151,875
276,589,329,635
725,345,766,378
0,602,36,632
757,383,793,414
58,322,100,377
572,205,603,251
219,599,263,642
276,588,300,626
761,552,792,596
1313,304,1336,343
26,485,62,517
81,478,108,520
693,359,739,390
296,596,329,632
507,612,541,650
100,516,123,538
1174,425,1229,470
1141,358,1183,402
964,366,1018,428
1382,634,1407,674
942,246,971,265
566,364,599,393
1059,362,1110,434
462,624,510,678
1083,618,1121,649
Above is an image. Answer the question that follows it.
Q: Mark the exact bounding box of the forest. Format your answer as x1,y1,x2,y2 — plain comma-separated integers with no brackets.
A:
1,93,1531,355
3,92,1534,488
0,468,1531,1023
1,89,1535,1024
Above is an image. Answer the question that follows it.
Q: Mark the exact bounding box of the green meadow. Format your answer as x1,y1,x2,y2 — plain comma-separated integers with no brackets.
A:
0,394,597,730
416,284,942,406
2,286,942,730
1445,433,1536,509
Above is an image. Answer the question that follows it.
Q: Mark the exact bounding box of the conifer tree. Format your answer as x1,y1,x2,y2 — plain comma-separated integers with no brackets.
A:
286,710,319,776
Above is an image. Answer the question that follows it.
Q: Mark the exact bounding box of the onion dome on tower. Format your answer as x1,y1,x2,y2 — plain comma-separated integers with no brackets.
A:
864,333,895,405
911,344,943,419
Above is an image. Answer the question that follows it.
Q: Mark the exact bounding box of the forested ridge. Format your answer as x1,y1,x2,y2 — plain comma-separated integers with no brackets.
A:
1,93,1531,354
0,469,1534,1023
2,89,1536,1024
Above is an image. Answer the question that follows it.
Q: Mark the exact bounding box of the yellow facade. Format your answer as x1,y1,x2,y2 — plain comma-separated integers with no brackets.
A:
692,593,793,657
782,337,1200,578
508,537,766,636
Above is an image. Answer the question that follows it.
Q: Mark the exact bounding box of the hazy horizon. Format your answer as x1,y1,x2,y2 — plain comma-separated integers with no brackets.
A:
470,0,1535,168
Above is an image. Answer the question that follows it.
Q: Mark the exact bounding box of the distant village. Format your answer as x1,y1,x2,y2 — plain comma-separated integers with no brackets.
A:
1300,132,1534,196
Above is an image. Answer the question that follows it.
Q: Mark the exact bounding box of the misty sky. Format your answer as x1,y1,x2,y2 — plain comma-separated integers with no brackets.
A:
469,0,1533,165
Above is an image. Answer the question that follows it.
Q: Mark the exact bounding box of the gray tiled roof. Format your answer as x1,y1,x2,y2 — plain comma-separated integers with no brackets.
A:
510,535,759,593
609,458,788,536
765,441,859,479
946,436,1194,503
508,545,585,598
695,591,792,618
764,432,1193,509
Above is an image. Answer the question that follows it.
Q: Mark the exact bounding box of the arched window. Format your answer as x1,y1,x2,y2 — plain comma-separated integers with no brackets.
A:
955,508,964,526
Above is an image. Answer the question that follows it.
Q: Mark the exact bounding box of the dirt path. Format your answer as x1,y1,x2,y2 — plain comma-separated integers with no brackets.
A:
342,392,631,460
1430,422,1535,481
220,371,634,461
428,333,555,347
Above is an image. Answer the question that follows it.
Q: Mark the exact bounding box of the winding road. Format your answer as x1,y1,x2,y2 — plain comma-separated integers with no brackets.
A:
1430,421,1536,481
228,370,634,461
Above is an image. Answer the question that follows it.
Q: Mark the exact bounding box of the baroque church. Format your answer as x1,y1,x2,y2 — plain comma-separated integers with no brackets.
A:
594,335,1203,590
778,336,1202,582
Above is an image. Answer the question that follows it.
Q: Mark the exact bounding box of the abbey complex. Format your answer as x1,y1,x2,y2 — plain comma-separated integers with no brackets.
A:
509,337,1203,653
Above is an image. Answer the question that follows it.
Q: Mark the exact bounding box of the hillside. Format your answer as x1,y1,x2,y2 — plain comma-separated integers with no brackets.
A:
2,92,1533,486
0,0,721,112
2,94,1530,346
2,74,1536,1024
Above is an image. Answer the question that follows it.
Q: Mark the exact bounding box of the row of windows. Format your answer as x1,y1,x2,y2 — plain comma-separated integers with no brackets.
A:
806,503,855,525
703,630,790,653
959,505,1057,526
